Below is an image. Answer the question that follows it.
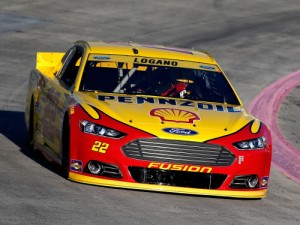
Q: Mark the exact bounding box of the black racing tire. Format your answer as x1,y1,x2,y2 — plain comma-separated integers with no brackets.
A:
61,113,70,179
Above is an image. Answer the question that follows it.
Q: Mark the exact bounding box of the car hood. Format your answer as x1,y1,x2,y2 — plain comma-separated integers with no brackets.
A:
76,92,255,142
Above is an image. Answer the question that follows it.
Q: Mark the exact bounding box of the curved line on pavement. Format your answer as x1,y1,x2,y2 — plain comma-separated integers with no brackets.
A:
247,70,300,184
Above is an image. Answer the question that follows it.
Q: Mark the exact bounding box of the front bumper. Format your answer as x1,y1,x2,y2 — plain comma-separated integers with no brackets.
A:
68,105,272,198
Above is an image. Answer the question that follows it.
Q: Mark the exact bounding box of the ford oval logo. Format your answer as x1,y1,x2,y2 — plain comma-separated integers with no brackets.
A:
200,65,215,70
93,56,111,60
162,128,198,136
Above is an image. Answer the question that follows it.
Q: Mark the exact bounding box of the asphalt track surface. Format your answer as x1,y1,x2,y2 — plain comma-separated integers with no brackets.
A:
0,1,299,225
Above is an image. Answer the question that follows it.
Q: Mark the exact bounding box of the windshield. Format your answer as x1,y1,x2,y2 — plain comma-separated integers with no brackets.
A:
80,55,240,105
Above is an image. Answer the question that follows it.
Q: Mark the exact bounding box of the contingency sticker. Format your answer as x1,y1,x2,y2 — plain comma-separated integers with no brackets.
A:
70,159,83,173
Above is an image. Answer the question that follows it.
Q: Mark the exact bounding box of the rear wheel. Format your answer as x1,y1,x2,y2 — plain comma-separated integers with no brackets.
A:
28,98,35,147
61,114,70,178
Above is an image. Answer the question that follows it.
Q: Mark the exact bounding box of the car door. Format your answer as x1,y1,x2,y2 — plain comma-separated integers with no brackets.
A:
39,46,84,156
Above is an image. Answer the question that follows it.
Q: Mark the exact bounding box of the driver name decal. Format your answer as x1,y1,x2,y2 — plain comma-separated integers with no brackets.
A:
134,57,178,66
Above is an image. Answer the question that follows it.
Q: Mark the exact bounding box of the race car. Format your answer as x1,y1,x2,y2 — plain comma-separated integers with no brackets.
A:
25,40,272,198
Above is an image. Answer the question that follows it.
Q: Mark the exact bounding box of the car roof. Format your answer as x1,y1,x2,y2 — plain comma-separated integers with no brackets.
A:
75,40,217,65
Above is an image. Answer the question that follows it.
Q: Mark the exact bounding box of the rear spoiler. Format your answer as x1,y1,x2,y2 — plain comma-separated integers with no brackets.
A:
36,52,64,70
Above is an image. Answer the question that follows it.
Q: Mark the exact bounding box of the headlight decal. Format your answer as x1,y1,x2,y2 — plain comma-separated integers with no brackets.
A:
80,120,125,138
233,136,267,150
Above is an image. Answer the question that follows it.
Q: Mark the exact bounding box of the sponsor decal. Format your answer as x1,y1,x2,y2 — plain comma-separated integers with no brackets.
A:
150,108,200,123
70,159,83,173
70,106,75,115
200,65,216,70
34,101,40,113
238,155,245,165
261,176,269,188
162,127,198,136
98,95,242,113
148,162,212,173
37,76,47,88
45,87,61,105
93,56,111,60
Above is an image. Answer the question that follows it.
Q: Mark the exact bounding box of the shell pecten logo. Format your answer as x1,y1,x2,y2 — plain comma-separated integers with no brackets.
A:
150,108,200,123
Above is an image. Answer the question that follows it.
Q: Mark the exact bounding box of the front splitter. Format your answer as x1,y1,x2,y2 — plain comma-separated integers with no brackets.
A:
69,172,267,199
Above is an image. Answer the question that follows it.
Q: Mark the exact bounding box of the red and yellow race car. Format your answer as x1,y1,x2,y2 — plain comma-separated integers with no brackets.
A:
25,41,272,198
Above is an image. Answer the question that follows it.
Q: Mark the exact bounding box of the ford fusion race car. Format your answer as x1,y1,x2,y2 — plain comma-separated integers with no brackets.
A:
25,40,272,198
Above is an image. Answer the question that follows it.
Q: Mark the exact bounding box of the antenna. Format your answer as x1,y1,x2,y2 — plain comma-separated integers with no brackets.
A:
129,38,133,45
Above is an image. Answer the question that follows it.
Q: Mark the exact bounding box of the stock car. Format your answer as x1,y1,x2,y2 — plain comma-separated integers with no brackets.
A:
25,40,272,198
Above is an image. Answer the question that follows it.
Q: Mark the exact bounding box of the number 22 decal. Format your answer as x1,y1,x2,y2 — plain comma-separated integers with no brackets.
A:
91,141,109,153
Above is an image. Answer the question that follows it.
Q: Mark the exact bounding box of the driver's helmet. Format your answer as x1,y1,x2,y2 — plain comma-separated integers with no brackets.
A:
161,69,194,98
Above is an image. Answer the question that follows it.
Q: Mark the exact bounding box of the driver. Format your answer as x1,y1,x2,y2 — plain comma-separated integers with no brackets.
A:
161,79,193,98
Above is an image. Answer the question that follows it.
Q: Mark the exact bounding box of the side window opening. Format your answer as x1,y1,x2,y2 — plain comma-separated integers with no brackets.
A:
59,46,83,90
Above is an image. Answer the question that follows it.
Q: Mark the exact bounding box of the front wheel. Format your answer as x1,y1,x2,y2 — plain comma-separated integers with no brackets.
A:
61,114,70,178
